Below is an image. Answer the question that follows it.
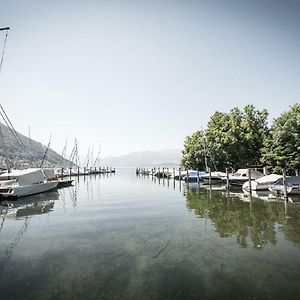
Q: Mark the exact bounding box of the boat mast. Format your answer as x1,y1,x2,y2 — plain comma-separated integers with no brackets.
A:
40,135,51,168
0,27,10,171
0,27,10,78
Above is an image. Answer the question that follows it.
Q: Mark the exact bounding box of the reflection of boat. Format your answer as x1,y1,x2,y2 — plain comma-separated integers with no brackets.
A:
269,176,300,195
0,168,58,199
221,169,264,187
242,174,282,191
1,191,59,219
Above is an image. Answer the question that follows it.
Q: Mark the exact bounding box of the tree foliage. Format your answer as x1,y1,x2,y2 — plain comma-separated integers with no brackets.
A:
181,130,207,170
261,104,300,174
182,105,269,170
205,105,269,170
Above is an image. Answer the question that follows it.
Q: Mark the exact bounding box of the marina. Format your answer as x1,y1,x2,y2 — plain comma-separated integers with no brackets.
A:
1,2,300,299
1,169,300,299
136,167,300,199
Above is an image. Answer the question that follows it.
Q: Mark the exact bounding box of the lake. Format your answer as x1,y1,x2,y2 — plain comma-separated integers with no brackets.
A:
1,169,300,300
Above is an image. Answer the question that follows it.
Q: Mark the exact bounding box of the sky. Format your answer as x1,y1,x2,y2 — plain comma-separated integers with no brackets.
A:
0,0,299,158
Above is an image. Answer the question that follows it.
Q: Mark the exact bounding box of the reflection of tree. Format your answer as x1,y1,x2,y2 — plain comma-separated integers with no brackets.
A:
185,189,300,249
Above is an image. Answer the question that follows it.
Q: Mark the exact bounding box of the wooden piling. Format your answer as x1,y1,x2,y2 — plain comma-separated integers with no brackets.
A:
282,169,288,201
197,168,200,186
248,168,252,195
226,168,229,189
209,167,212,186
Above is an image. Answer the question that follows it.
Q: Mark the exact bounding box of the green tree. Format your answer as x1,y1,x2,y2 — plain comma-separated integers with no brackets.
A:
181,130,207,170
205,105,269,170
261,103,300,174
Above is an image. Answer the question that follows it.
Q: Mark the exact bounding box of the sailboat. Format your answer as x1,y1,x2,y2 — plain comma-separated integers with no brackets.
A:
0,168,58,199
0,28,61,198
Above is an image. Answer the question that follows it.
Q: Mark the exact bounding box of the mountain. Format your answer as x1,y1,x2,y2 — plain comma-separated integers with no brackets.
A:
0,123,72,168
100,149,182,167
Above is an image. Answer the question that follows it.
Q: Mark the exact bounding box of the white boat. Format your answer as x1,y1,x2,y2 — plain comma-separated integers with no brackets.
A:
222,169,264,187
202,171,227,184
269,176,300,195
242,174,282,191
0,168,58,199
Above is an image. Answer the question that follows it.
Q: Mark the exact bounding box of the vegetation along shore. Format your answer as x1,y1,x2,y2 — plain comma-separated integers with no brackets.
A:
181,104,300,175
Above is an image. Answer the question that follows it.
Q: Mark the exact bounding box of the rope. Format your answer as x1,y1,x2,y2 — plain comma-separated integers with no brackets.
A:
0,105,38,167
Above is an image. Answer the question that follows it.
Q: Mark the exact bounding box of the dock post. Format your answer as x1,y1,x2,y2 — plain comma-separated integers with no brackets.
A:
186,169,189,184
69,167,72,178
197,168,199,186
263,166,268,176
167,168,169,187
209,167,212,186
282,169,288,201
173,167,175,179
248,168,252,195
61,167,64,177
179,167,181,182
226,168,229,189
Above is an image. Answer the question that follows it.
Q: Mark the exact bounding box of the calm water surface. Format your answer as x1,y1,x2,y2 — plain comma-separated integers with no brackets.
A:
1,169,300,299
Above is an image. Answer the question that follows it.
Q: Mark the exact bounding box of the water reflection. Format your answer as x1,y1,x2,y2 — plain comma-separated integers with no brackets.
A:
147,176,300,249
0,191,59,220
0,191,60,279
185,187,300,249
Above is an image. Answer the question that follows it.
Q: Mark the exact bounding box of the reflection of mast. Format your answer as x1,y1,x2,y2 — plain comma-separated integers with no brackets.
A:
0,217,30,278
68,180,78,208
0,206,9,234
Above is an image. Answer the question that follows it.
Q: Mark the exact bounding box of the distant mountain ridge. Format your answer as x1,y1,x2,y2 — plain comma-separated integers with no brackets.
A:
0,123,72,168
100,149,182,167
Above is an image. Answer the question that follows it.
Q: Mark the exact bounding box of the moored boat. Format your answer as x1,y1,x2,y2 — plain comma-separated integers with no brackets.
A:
242,174,282,191
202,171,227,184
222,169,264,187
269,176,300,195
0,168,58,200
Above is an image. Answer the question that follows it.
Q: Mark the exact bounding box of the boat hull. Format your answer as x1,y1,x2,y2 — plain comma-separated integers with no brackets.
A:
0,182,58,199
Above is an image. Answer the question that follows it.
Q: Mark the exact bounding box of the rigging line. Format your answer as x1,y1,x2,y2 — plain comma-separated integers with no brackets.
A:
0,29,9,78
0,120,10,171
0,109,31,162
0,105,37,167
0,107,24,149
0,110,23,151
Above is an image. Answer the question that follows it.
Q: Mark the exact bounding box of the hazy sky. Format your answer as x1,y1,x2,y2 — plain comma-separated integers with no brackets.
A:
0,0,299,158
